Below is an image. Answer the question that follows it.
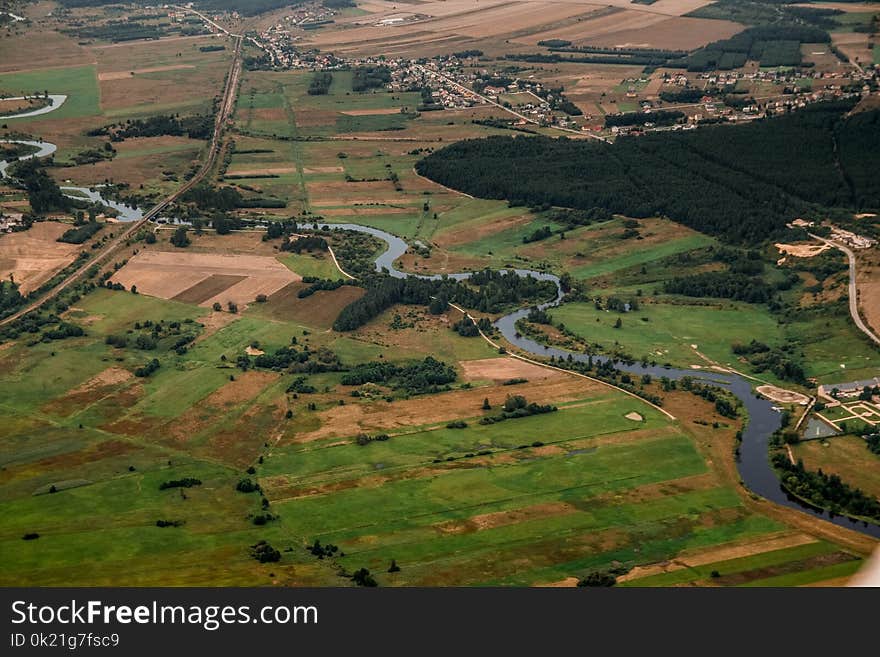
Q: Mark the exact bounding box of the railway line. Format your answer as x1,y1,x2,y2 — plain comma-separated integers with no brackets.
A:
0,36,243,327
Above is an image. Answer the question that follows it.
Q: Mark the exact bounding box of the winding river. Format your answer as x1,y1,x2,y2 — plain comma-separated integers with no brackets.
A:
0,95,68,120
2,136,878,539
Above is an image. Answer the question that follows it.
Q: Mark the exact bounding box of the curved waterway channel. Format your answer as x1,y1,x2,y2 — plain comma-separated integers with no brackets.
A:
2,137,878,539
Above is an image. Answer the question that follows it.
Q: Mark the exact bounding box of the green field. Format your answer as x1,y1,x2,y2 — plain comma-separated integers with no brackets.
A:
620,540,858,587
281,252,342,280
570,234,715,280
0,65,101,120
550,300,782,368
265,392,793,586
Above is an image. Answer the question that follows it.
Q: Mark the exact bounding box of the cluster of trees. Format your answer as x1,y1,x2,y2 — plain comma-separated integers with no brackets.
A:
297,278,350,299
0,281,24,319
478,394,557,425
282,235,328,253
522,225,553,243
58,221,102,244
181,183,282,212
577,571,617,587
662,272,774,303
9,159,69,214
659,87,706,103
352,66,391,92
355,432,390,446
605,110,684,128
772,453,880,521
250,540,281,563
182,184,242,211
334,270,557,332
340,356,456,394
417,103,879,243
308,72,333,96
730,340,806,383
451,315,492,337
678,377,738,418
452,49,483,58
308,539,341,559
89,114,214,141
286,376,317,394
42,321,84,342
249,342,343,374
134,358,160,378
351,568,377,587
159,477,202,491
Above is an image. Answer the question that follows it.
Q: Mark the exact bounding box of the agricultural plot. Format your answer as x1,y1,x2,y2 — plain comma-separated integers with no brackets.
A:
0,222,83,295
549,300,782,369
110,250,299,310
0,65,100,120
259,381,832,586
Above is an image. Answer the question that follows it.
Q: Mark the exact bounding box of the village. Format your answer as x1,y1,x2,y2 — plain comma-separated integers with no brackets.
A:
165,2,880,139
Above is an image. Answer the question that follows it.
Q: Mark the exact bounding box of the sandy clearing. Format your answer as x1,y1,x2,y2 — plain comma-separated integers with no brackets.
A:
537,577,581,587
339,108,404,116
460,356,563,382
67,367,133,395
290,374,602,443
98,65,196,81
776,242,831,258
0,222,81,295
618,532,819,582
110,250,299,307
435,501,577,534
757,385,811,406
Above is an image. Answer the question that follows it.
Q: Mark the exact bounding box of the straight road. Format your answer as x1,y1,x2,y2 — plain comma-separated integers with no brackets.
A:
0,36,243,327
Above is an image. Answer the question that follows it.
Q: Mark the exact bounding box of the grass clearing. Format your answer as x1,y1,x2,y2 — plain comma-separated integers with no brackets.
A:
0,65,100,120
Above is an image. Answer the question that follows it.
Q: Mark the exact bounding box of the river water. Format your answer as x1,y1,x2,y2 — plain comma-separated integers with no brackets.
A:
0,95,67,120
3,137,878,538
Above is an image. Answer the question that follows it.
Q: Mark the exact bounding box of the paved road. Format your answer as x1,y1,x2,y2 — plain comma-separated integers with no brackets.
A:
811,233,880,346
0,36,243,327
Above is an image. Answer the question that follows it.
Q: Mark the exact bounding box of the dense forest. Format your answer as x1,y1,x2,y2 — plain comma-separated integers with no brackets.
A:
415,102,880,243
333,270,558,332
